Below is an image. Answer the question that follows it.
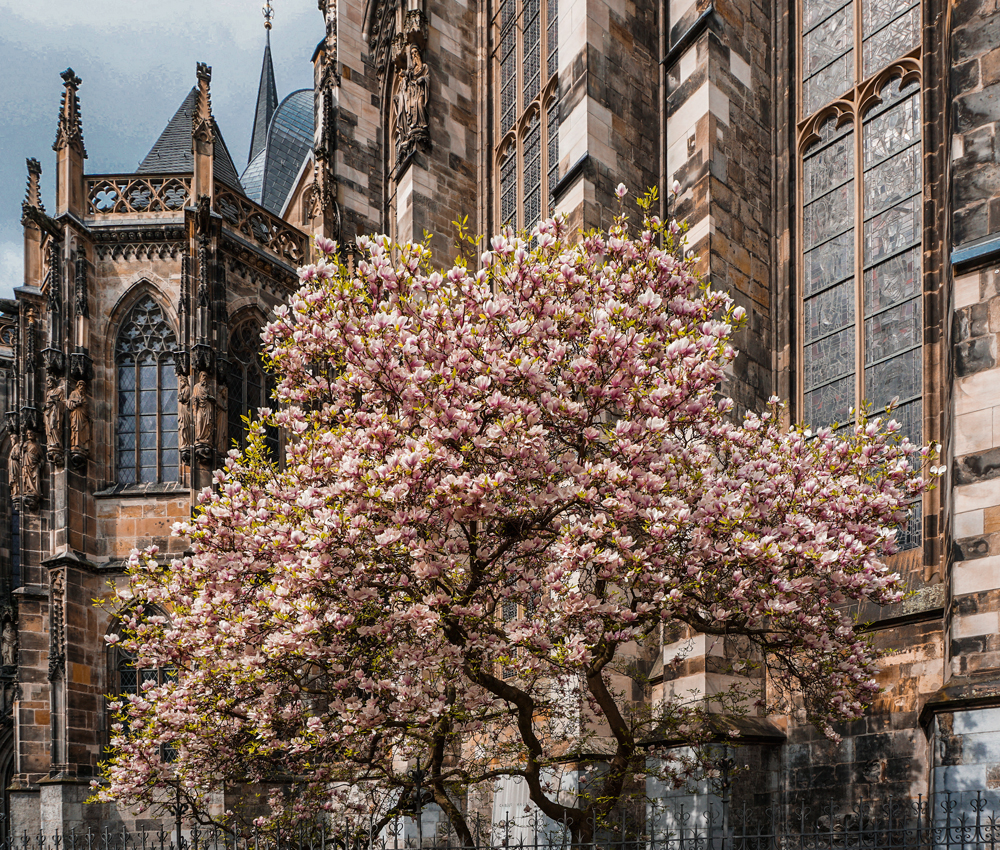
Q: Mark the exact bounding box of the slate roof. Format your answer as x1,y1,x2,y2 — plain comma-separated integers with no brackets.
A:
136,88,245,193
240,89,314,216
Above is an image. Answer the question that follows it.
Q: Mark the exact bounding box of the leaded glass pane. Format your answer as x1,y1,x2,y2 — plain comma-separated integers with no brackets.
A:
863,94,920,169
118,466,137,485
804,373,855,428
523,115,542,229
804,0,850,32
500,148,517,227
804,325,855,390
887,398,922,446
503,598,517,621
139,391,157,415
865,298,921,364
119,387,136,420
139,424,157,449
804,230,854,297
865,247,919,315
803,130,854,204
804,181,854,249
499,0,517,135
117,430,136,451
804,4,853,77
863,5,920,77
523,0,541,104
803,52,853,116
547,99,559,207
162,449,178,476
546,0,558,77
139,452,157,483
896,500,921,551
804,279,855,343
863,0,916,38
864,196,919,265
864,346,921,409
864,144,920,219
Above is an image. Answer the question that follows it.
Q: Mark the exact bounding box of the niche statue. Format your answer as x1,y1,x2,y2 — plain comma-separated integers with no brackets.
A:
394,43,430,166
43,374,65,465
65,380,91,468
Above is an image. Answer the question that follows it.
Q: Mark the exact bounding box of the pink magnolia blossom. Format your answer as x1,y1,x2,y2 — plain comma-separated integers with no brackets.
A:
96,196,938,843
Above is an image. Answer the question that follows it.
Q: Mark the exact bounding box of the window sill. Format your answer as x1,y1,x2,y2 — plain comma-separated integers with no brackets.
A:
93,481,190,498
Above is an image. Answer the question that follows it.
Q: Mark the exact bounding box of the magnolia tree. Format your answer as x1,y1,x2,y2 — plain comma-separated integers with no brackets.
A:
97,190,939,842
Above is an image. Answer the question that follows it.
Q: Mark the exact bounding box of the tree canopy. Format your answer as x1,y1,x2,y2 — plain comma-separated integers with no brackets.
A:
97,193,939,841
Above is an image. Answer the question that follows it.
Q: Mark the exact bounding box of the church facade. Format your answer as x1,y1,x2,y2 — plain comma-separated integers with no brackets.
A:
4,0,1000,834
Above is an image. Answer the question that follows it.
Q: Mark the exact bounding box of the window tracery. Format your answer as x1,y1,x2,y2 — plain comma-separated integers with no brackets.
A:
227,319,278,457
492,0,559,230
798,0,922,549
115,296,178,485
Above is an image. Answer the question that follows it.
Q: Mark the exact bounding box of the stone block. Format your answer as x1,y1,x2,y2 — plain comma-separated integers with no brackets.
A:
956,408,996,455
957,509,986,539
953,555,1000,596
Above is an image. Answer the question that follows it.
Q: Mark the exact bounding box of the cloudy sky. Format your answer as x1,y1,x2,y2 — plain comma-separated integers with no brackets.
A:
0,0,324,299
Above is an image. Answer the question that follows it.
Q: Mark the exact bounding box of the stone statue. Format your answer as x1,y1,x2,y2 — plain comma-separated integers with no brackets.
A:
394,43,430,164
404,45,429,143
7,433,21,500
21,430,43,509
65,380,91,458
1,621,15,668
193,371,215,456
43,374,65,464
178,373,192,452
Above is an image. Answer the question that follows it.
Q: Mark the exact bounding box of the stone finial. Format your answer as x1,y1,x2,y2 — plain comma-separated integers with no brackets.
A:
21,159,44,224
194,63,215,143
53,68,87,157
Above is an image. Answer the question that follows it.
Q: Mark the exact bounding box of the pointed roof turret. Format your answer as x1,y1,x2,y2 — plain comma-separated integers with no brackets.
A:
137,86,244,192
249,3,279,166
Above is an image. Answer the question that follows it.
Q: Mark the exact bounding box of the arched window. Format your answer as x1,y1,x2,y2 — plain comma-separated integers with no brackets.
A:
493,0,559,230
226,319,278,456
115,296,179,485
106,617,176,757
798,0,921,548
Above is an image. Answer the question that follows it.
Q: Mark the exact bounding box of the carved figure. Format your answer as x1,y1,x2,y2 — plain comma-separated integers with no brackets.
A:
65,380,91,457
43,374,65,462
394,43,430,164
7,434,21,499
2,621,15,667
193,371,215,449
21,431,43,508
178,373,192,451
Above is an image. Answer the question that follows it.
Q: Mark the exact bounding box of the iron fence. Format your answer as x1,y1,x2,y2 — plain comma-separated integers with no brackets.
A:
3,793,1000,850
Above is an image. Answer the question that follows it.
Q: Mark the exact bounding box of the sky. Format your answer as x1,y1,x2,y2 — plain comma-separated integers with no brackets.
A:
0,0,324,300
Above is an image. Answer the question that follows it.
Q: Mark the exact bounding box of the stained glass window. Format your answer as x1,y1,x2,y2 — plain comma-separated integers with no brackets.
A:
227,320,279,457
493,0,559,229
799,4,922,549
116,296,178,485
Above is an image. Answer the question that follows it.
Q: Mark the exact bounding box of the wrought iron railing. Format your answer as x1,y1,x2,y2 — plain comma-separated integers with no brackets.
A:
3,793,1000,850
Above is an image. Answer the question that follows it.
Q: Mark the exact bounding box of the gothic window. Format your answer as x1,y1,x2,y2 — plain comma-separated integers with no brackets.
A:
798,0,921,548
493,0,559,230
107,619,176,756
115,296,178,485
226,320,278,456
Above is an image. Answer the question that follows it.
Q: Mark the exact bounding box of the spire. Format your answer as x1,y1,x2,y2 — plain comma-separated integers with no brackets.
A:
248,3,279,166
53,68,86,157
